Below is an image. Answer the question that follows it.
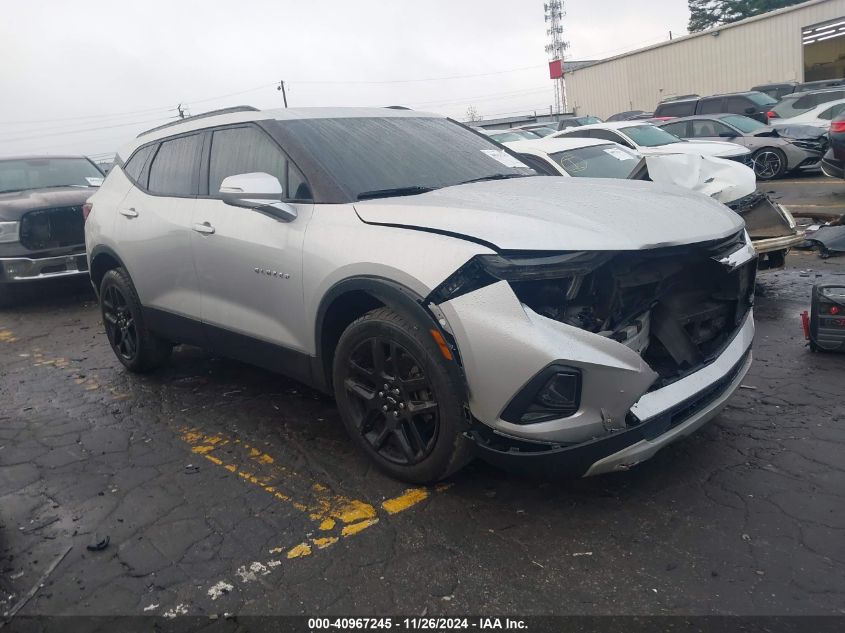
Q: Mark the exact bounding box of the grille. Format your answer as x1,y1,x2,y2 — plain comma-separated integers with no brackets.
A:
19,206,85,251
727,191,766,214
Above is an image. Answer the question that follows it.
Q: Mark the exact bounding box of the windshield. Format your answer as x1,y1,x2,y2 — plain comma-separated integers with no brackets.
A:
576,116,602,125
489,131,531,142
747,92,778,106
0,157,103,194
721,115,768,133
280,117,536,201
550,143,640,178
622,125,682,147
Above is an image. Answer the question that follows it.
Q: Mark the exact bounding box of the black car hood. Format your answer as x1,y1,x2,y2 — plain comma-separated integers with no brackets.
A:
0,187,95,221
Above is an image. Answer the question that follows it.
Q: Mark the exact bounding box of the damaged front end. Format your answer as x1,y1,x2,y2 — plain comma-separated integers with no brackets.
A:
431,230,757,477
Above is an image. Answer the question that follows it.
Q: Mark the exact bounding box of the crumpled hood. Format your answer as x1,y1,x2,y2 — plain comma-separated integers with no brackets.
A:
354,177,744,251
644,153,756,204
639,140,749,158
0,187,95,221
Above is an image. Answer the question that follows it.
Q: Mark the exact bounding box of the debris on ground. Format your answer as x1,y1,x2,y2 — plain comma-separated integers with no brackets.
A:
86,534,110,551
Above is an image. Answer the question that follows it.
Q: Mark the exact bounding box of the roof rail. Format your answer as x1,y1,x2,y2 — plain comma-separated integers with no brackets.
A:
137,105,260,138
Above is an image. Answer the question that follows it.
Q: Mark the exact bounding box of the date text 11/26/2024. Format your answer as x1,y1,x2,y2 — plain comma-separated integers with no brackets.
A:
307,618,528,630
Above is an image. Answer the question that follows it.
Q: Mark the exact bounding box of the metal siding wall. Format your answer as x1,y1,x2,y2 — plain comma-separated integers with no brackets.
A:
566,0,845,118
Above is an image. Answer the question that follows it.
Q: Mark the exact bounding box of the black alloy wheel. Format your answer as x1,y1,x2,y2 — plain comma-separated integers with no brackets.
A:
344,337,439,466
332,306,472,483
102,284,137,361
99,267,171,373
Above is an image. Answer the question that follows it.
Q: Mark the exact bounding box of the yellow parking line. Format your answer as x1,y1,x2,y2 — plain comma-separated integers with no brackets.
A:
0,329,18,343
181,428,447,561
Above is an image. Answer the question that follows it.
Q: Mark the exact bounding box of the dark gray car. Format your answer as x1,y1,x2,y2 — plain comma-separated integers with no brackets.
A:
0,156,103,306
657,114,825,179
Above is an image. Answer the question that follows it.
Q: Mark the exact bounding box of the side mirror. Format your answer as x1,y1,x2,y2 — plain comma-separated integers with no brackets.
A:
745,107,756,115
219,172,297,222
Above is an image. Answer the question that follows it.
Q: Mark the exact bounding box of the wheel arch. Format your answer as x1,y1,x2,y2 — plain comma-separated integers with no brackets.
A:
89,245,128,296
314,276,465,395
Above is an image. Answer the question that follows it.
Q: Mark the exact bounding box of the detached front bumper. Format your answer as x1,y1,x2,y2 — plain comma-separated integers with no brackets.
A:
0,251,89,284
470,310,754,478
752,231,806,254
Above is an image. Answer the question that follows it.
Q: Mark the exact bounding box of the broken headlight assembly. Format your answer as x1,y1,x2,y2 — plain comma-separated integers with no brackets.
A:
427,250,611,304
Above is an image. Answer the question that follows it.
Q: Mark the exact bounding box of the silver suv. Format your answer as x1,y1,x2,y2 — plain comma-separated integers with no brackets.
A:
85,106,757,483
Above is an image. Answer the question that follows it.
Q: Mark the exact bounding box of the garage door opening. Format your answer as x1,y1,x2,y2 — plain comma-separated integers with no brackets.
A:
804,17,845,81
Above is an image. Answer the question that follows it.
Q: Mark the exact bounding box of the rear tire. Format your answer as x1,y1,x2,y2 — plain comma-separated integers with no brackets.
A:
332,307,472,483
752,147,787,180
99,268,171,373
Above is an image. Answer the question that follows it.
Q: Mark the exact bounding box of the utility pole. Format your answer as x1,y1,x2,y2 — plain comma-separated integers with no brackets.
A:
277,81,288,108
544,1,569,115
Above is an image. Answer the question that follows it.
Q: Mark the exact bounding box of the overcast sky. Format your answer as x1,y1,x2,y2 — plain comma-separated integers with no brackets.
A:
0,0,689,158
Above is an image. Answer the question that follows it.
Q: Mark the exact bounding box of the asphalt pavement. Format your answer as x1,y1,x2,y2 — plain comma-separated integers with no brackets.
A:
1,175,844,619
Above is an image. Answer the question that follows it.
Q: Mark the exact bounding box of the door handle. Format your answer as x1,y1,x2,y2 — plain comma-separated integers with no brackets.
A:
192,221,215,235
119,207,138,218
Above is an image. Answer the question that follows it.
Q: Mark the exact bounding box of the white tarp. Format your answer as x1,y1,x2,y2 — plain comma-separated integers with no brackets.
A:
644,154,756,205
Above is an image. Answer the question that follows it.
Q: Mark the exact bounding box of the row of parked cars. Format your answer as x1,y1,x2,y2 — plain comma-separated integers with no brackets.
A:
1,106,772,483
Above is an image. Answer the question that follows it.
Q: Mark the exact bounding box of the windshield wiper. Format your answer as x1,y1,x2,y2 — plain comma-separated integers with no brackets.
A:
357,186,435,200
455,173,528,186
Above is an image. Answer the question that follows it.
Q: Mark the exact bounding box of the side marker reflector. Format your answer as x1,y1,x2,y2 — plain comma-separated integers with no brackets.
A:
430,329,453,361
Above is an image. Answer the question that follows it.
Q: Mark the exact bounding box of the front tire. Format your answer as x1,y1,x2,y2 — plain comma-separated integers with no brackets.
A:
332,307,472,483
99,268,171,373
752,147,787,180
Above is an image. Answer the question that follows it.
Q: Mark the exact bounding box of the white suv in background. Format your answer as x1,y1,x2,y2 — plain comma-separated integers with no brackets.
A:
85,106,756,483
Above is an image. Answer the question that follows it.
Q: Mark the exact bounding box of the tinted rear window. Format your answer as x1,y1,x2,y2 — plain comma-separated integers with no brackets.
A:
656,101,696,117
698,98,724,114
277,117,535,201
747,92,777,106
550,143,639,178
148,134,202,196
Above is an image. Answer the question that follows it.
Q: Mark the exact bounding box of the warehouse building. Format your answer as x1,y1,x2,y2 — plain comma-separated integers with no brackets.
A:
565,0,845,118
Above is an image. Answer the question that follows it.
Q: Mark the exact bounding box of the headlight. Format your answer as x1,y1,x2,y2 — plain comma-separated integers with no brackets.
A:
428,251,611,303
0,221,20,244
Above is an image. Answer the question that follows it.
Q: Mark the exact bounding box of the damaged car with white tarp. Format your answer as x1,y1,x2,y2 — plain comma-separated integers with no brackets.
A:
506,136,805,270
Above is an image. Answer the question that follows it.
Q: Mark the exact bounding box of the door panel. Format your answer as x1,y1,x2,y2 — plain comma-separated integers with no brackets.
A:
191,201,313,352
115,188,201,319
115,133,203,321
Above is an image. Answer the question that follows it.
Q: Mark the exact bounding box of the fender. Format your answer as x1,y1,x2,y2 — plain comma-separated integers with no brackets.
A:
314,275,467,396
88,245,129,296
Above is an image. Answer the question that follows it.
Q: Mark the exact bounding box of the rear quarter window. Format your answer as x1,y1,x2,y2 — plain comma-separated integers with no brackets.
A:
123,145,155,185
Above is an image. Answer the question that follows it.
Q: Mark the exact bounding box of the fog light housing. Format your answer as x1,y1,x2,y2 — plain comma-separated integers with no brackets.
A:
4,261,31,277
501,365,582,424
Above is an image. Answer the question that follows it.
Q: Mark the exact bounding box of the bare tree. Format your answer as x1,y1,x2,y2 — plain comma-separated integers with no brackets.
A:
465,105,481,122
